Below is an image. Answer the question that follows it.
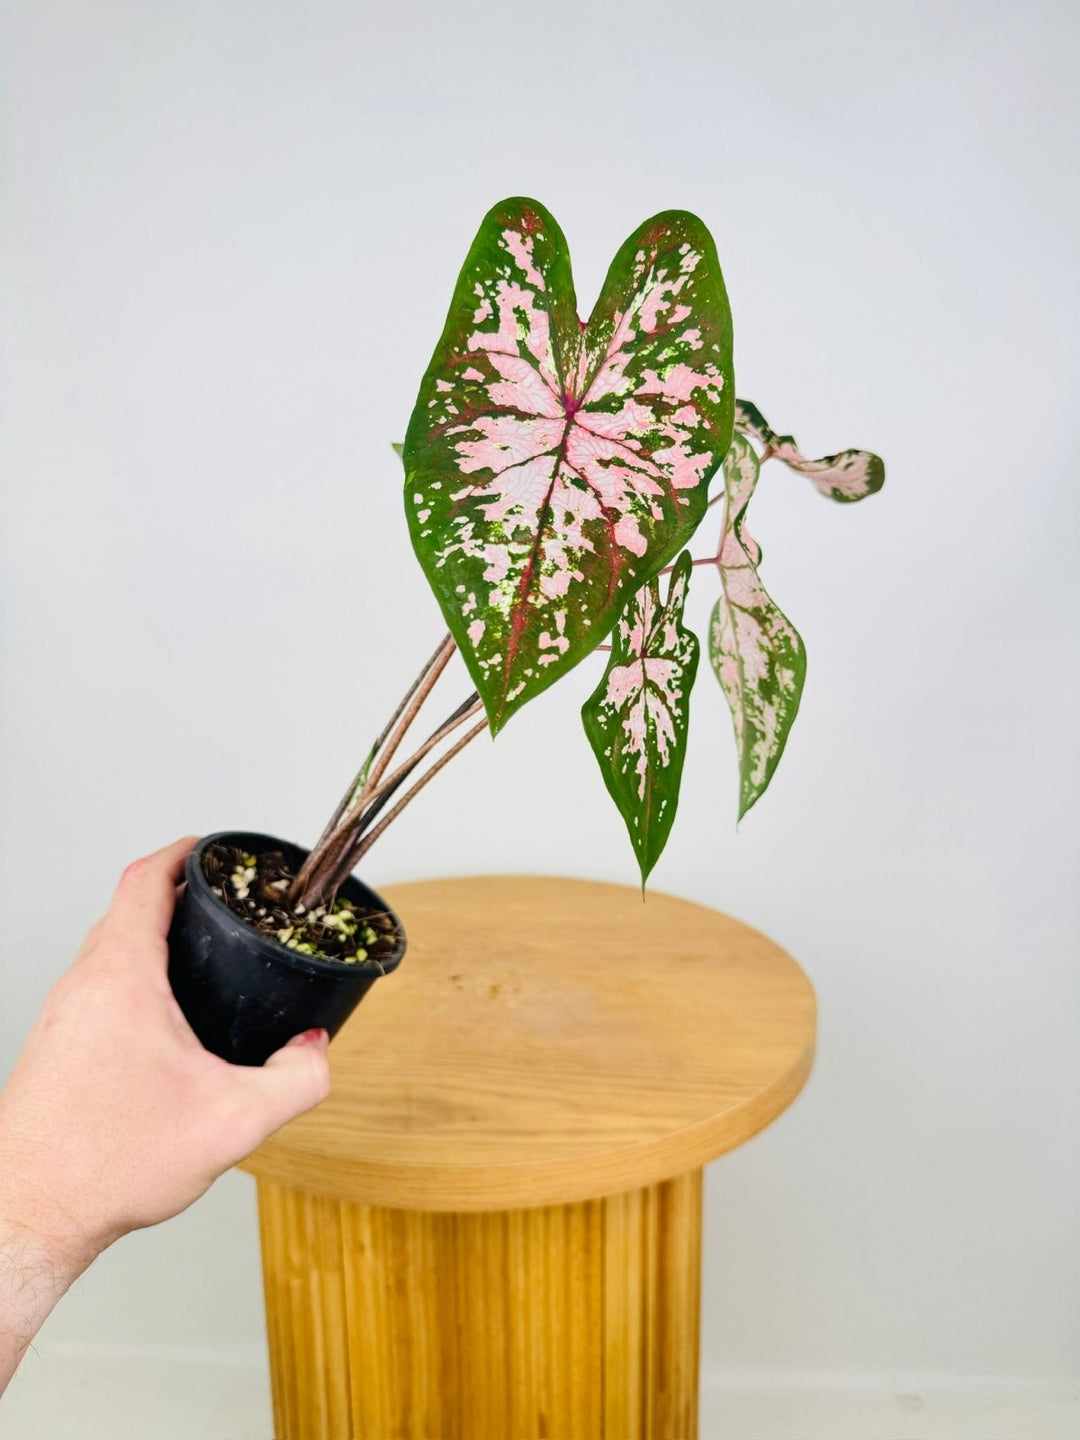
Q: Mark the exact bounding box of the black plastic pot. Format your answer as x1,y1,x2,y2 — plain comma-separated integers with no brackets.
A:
167,831,405,1067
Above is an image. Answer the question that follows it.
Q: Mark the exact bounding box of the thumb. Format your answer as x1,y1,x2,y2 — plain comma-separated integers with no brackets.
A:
248,1029,332,1136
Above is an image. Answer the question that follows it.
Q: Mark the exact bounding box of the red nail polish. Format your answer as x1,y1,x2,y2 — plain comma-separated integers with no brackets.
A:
297,1028,328,1045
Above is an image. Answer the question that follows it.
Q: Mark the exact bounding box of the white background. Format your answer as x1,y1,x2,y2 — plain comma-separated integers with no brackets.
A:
2,1,1077,1434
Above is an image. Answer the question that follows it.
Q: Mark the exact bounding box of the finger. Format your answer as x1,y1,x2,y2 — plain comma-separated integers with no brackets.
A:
107,835,200,944
245,1030,331,1137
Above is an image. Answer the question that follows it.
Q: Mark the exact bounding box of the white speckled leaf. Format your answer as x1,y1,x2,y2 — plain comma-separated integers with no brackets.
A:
709,435,806,819
404,197,733,733
735,399,884,503
582,551,699,883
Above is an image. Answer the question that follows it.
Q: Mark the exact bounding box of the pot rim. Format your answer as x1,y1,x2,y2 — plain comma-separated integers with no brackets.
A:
185,830,406,982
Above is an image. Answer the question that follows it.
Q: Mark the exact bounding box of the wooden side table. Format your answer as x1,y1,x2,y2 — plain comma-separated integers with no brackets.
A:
241,876,816,1440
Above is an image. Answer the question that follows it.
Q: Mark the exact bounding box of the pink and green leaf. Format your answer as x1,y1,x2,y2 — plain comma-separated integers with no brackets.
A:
403,197,733,733
582,551,699,884
709,434,806,819
735,399,884,503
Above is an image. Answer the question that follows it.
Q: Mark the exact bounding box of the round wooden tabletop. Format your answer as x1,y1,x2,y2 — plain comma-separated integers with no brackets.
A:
240,875,816,1211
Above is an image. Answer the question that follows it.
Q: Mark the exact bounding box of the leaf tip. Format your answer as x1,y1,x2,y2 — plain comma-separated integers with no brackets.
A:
637,856,659,894
482,194,560,238
832,449,886,503
865,452,886,495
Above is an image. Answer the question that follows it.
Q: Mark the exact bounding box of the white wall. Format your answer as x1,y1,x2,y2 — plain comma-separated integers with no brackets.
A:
1,0,1077,1413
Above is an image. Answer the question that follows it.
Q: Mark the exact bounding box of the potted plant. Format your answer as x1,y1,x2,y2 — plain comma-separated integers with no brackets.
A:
168,196,884,1065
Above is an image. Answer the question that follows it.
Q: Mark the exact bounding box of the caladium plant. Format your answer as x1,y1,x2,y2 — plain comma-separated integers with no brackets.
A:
292,198,883,904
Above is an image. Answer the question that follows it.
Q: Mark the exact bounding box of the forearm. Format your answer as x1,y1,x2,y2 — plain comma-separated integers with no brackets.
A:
0,1211,85,1395
0,1126,99,1396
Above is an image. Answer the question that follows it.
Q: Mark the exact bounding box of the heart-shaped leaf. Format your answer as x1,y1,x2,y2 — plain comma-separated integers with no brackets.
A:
709,434,806,819
582,551,699,884
404,197,733,733
735,399,884,503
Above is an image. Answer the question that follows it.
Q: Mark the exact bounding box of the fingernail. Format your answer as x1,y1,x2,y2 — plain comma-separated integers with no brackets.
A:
293,1028,328,1046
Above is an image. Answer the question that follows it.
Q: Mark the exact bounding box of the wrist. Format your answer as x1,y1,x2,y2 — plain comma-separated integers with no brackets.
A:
0,1204,88,1395
0,1187,99,1291
0,1121,104,1291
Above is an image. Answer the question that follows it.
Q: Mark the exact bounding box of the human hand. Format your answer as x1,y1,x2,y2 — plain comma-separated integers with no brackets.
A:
0,836,331,1290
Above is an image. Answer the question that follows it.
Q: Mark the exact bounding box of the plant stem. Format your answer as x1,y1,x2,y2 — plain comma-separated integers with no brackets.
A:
327,716,489,890
656,555,720,577
290,633,455,901
365,633,457,794
360,695,482,817
297,688,483,911
301,691,483,908
370,633,455,758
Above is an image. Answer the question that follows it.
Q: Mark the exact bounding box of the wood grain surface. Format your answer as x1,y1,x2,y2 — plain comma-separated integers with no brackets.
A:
257,1170,702,1440
241,875,816,1211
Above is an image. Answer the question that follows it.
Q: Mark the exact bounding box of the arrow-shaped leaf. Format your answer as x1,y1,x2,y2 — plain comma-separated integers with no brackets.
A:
582,551,699,884
404,197,733,733
709,434,806,819
735,399,884,503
